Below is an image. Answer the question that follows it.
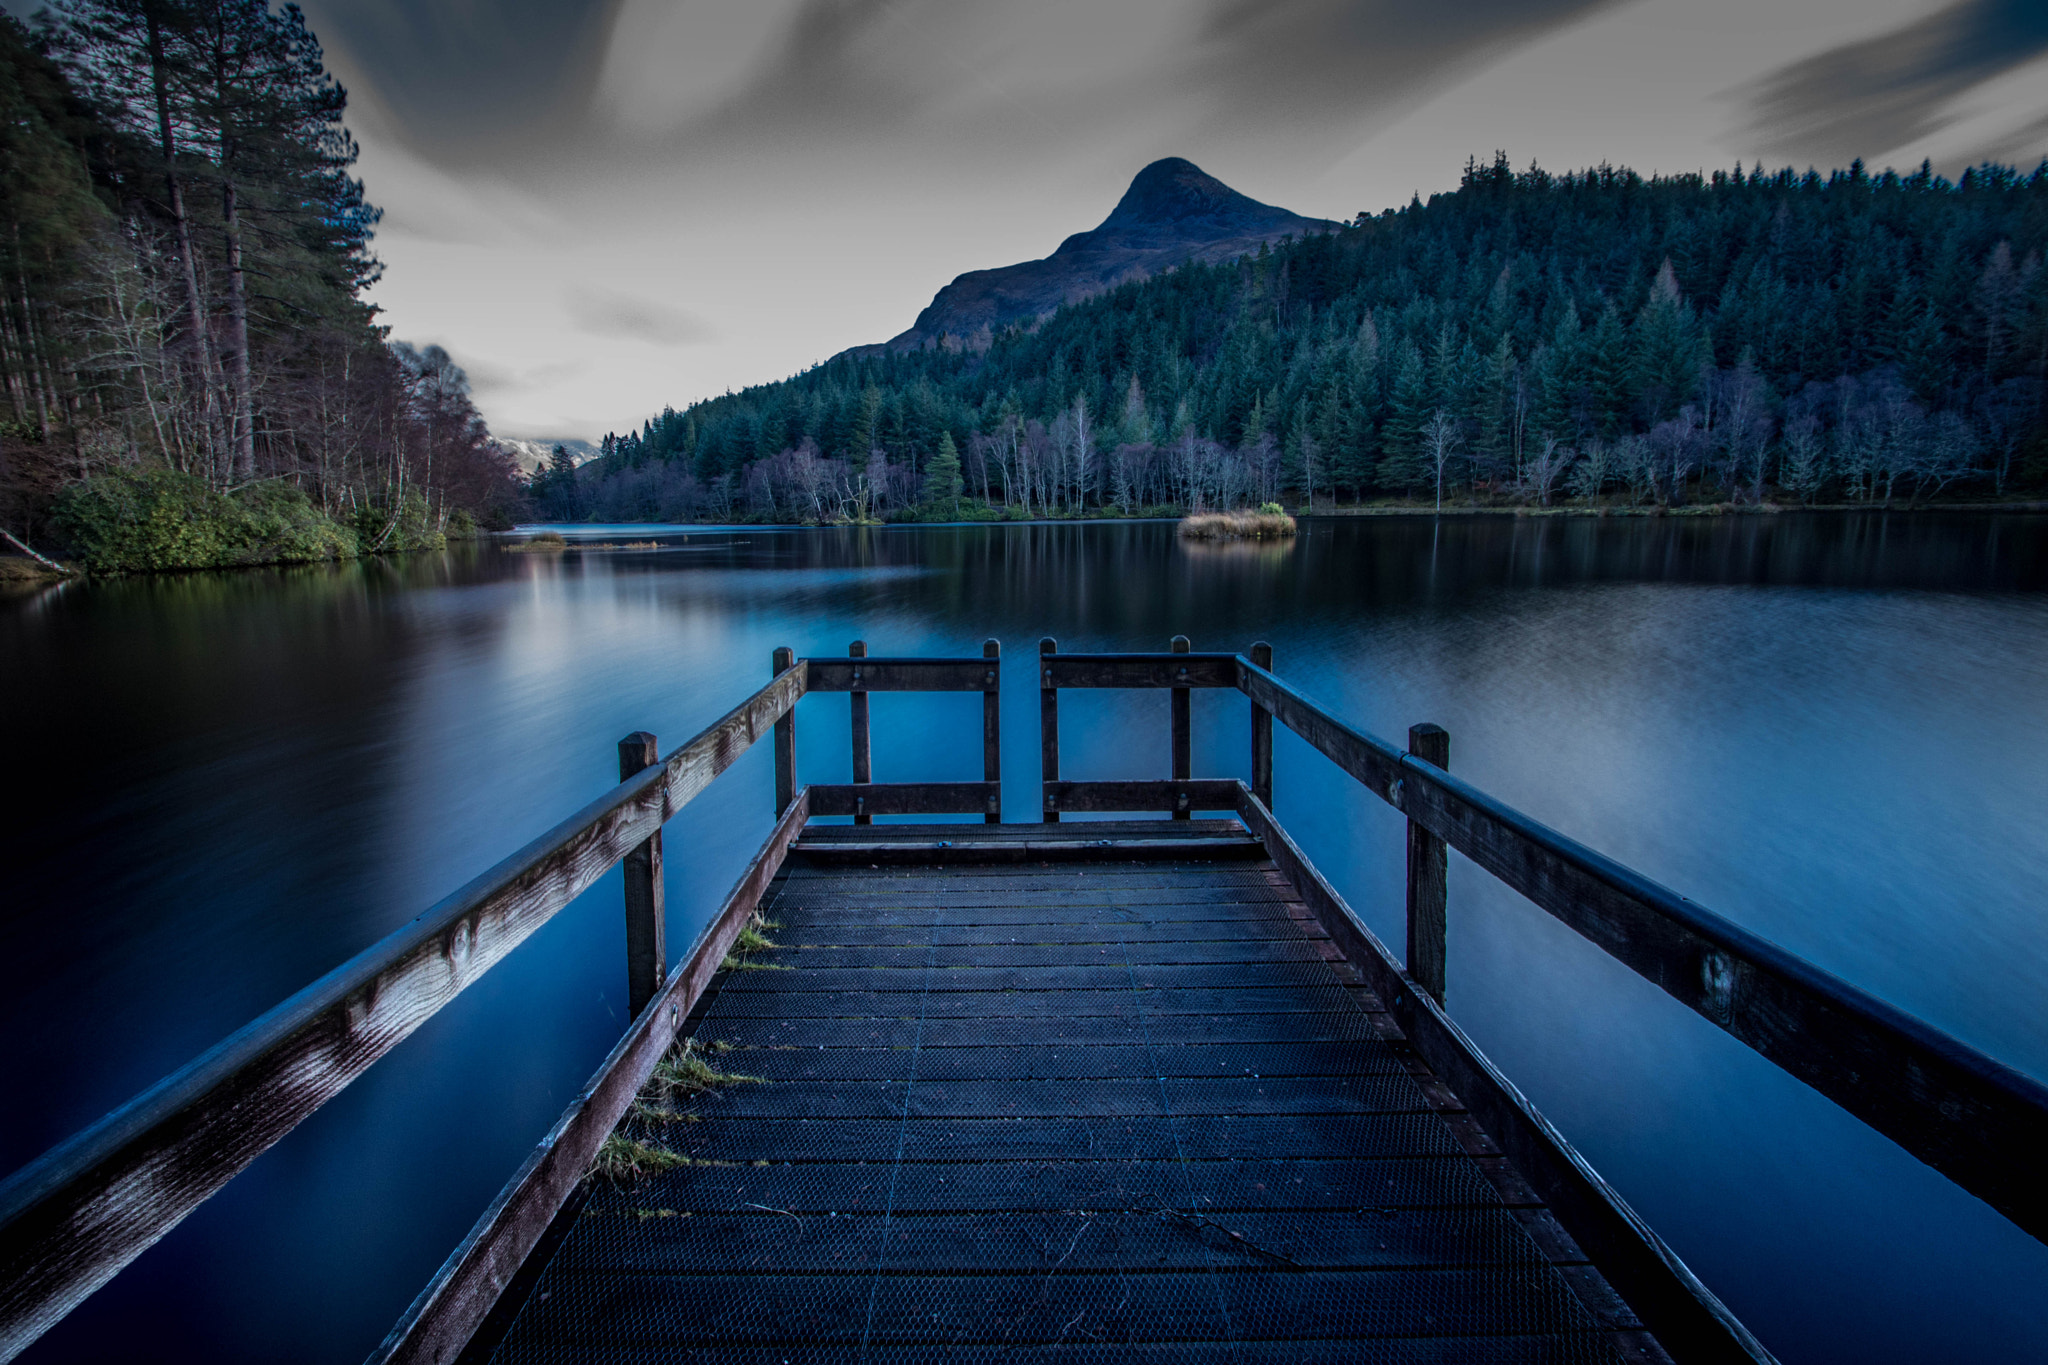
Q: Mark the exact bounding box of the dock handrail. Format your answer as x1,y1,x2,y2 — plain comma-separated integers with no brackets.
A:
0,658,814,1358
0,639,1016,1360
1032,639,2048,1244
1229,652,2048,1244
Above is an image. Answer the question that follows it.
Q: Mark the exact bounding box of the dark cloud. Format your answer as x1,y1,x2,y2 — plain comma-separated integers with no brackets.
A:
1970,108,2048,170
1745,0,2048,168
299,0,627,159
601,0,1638,186
459,353,589,401
566,290,714,348
1187,0,1624,125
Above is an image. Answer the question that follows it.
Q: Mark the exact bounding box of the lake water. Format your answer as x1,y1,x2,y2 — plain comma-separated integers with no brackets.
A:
4,514,2046,1363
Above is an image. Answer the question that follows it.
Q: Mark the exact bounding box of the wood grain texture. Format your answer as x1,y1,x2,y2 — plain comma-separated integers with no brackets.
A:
1249,642,1273,810
1405,723,1448,1006
806,782,1000,818
1237,653,2048,1244
1039,638,1059,823
1395,759,2048,1242
790,826,1265,866
771,647,796,816
1235,656,1404,801
982,639,1001,824
1044,778,1242,816
369,791,813,1365
473,813,1663,1364
804,658,994,692
1231,788,1772,1365
617,732,666,1019
1042,652,1239,689
0,666,807,1361
848,642,871,824
1170,635,1192,820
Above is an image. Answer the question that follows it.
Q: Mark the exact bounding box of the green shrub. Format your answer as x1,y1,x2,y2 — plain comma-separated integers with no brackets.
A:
232,482,357,563
53,469,363,574
353,489,446,554
445,508,479,540
55,469,242,573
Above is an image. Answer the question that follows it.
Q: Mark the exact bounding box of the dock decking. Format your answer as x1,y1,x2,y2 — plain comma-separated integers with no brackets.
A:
476,822,1661,1363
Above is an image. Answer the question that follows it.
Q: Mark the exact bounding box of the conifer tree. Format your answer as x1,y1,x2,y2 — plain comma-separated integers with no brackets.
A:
922,430,963,514
1381,342,1431,489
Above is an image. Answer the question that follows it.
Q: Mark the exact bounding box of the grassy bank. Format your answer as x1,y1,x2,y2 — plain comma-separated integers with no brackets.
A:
49,469,469,575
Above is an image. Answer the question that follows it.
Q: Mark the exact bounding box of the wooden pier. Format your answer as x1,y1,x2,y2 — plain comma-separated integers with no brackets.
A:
3,641,2045,1364
469,820,1661,1363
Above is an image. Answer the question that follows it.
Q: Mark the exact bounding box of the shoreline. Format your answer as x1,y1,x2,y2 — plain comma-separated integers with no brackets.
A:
506,499,2048,533
0,554,77,586
12,502,2043,588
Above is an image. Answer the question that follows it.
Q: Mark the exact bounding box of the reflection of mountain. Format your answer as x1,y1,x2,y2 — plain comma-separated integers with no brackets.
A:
496,438,598,474
864,158,1339,355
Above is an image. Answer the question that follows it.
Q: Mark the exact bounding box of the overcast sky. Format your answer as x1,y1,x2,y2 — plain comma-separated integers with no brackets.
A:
267,1,2048,442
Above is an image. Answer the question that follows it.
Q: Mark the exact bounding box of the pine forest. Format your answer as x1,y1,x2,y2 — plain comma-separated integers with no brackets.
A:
555,154,2048,525
0,3,518,574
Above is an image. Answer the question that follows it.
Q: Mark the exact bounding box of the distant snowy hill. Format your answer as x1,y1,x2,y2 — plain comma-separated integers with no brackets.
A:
496,438,597,474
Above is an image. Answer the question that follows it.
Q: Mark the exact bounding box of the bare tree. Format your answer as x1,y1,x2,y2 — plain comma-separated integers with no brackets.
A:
1422,409,1462,512
1647,406,1708,503
1522,435,1573,506
1566,437,1611,503
1778,414,1826,502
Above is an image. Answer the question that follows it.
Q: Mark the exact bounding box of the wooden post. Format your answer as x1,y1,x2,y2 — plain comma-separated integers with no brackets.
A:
982,638,1001,824
849,640,871,825
1406,722,1450,1005
617,731,666,1018
772,647,795,816
1170,634,1192,820
1039,637,1059,822
1250,641,1273,810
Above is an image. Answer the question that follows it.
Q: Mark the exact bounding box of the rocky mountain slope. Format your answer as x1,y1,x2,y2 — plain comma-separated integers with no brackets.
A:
875,157,1340,352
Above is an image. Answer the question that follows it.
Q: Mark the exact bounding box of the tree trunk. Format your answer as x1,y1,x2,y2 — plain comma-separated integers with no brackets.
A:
221,176,256,481
13,254,51,441
148,8,226,479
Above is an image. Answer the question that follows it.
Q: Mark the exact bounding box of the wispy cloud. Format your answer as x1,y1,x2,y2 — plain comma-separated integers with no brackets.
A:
302,0,629,162
1744,0,2048,168
458,354,589,401
310,0,1635,178
566,289,715,348
1185,0,1625,130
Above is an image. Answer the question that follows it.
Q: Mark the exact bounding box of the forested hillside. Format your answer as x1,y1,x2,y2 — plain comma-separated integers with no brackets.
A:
561,154,2048,523
0,4,517,573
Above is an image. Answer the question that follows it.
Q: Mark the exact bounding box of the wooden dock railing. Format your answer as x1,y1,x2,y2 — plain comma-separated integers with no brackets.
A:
2,638,2043,1365
1028,636,2048,1247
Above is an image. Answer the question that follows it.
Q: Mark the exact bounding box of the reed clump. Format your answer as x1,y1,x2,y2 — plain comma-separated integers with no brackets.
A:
720,912,787,971
590,1037,766,1185
646,1037,762,1103
507,530,568,552
1177,504,1298,540
589,1134,689,1185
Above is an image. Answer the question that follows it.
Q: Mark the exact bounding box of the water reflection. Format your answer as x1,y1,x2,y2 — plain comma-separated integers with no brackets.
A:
2,513,2045,1363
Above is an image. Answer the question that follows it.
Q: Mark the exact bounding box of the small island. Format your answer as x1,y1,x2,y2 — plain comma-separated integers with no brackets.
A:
1178,504,1299,540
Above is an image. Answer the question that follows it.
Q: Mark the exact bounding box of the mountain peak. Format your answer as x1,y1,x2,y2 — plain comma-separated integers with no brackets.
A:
863,158,1340,355
1054,158,1311,257
1100,158,1250,229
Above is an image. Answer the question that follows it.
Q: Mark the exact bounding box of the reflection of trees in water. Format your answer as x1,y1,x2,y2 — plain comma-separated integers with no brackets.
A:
443,513,2048,652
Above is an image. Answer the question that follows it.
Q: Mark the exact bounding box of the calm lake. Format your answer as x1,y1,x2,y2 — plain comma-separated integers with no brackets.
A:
4,514,2047,1363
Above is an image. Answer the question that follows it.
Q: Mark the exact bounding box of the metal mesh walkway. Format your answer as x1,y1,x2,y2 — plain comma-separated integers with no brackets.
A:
482,822,1655,1364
